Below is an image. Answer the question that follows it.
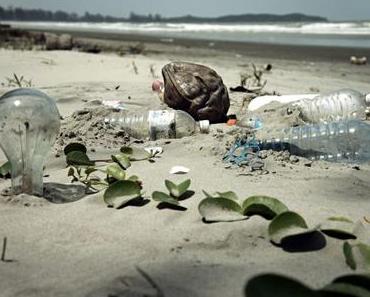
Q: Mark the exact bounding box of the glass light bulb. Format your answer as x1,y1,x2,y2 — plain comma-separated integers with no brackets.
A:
0,88,61,196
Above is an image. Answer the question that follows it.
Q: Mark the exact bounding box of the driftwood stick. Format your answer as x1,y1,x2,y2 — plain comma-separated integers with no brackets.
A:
136,266,165,297
1,237,7,262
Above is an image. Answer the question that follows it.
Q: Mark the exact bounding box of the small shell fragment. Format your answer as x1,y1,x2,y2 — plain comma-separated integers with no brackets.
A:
169,166,190,175
144,146,163,155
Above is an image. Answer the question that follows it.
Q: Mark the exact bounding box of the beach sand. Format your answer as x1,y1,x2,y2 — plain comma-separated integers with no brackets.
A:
0,36,370,297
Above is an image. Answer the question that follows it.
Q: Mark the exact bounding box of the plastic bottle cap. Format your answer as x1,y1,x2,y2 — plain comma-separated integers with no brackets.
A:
199,120,210,133
366,93,370,105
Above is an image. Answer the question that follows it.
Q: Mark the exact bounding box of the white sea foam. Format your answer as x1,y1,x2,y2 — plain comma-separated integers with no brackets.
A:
6,21,370,48
7,21,370,35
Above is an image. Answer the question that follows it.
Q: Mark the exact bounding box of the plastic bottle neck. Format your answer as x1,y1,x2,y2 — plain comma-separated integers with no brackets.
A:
198,120,210,134
366,93,370,105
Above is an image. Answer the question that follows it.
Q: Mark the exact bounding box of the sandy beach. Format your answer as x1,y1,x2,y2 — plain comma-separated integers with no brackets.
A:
0,31,370,297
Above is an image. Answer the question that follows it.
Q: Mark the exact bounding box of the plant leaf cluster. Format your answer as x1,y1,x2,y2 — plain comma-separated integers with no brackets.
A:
198,191,370,270
152,179,192,209
64,143,153,209
245,273,370,297
2,73,32,88
198,192,288,223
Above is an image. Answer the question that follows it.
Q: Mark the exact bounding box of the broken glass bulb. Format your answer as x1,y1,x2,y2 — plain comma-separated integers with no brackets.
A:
0,88,61,196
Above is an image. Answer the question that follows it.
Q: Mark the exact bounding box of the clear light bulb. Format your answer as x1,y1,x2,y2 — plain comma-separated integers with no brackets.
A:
0,88,61,196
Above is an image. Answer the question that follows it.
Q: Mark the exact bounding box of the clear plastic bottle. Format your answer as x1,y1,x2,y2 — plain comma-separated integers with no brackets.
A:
258,119,370,163
290,89,370,123
104,109,210,140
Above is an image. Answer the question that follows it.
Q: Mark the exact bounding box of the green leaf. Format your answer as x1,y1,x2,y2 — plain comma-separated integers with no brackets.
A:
343,242,357,270
215,191,239,200
152,191,180,206
112,154,131,169
321,283,370,297
120,146,134,155
343,242,370,271
333,274,370,292
357,243,370,270
327,217,354,223
0,161,11,179
104,180,142,209
67,167,75,177
202,190,214,198
242,195,289,220
202,190,239,200
245,274,318,297
165,179,191,198
85,167,98,175
106,164,126,181
89,181,109,192
64,143,87,155
66,151,95,166
198,197,245,223
120,146,151,161
268,211,316,245
165,179,177,195
128,175,139,182
320,217,358,240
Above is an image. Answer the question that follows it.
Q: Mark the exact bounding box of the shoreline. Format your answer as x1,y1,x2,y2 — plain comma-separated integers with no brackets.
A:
18,26,370,63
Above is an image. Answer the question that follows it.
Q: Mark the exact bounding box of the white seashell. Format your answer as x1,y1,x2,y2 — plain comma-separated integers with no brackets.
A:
169,166,190,175
144,146,163,155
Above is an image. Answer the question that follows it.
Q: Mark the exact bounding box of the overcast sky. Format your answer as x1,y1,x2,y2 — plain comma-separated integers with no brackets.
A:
1,0,370,21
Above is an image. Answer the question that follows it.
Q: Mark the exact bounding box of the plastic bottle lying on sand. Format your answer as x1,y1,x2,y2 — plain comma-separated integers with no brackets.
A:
237,115,264,130
289,89,370,123
258,119,370,163
104,110,209,140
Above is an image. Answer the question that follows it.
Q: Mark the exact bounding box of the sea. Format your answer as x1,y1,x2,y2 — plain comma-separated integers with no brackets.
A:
6,21,370,48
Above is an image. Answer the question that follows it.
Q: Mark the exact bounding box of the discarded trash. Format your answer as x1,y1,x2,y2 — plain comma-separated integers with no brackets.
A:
0,88,61,196
248,94,318,111
162,62,230,123
102,100,126,110
105,109,209,140
237,115,263,130
223,138,261,167
152,79,165,102
169,166,190,175
350,56,367,65
152,79,164,93
288,89,370,123
258,119,370,163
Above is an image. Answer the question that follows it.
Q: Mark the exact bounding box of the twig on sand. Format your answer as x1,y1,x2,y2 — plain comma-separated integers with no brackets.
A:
136,266,165,297
1,237,7,262
132,61,139,75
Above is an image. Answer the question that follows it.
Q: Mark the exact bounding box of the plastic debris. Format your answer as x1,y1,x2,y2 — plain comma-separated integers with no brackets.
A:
102,100,126,110
223,138,261,167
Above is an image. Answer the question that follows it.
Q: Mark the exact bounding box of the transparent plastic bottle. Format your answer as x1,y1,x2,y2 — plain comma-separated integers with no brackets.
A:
258,119,370,163
290,89,370,123
104,110,210,140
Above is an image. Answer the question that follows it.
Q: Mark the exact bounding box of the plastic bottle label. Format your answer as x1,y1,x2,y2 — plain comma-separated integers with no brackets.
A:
148,110,176,140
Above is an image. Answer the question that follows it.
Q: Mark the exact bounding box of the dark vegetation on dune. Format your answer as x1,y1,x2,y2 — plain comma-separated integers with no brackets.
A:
0,6,327,23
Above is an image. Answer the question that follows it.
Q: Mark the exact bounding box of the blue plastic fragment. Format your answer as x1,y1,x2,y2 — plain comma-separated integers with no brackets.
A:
223,137,261,166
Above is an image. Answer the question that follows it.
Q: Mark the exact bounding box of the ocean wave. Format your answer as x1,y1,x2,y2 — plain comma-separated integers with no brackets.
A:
7,21,370,35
